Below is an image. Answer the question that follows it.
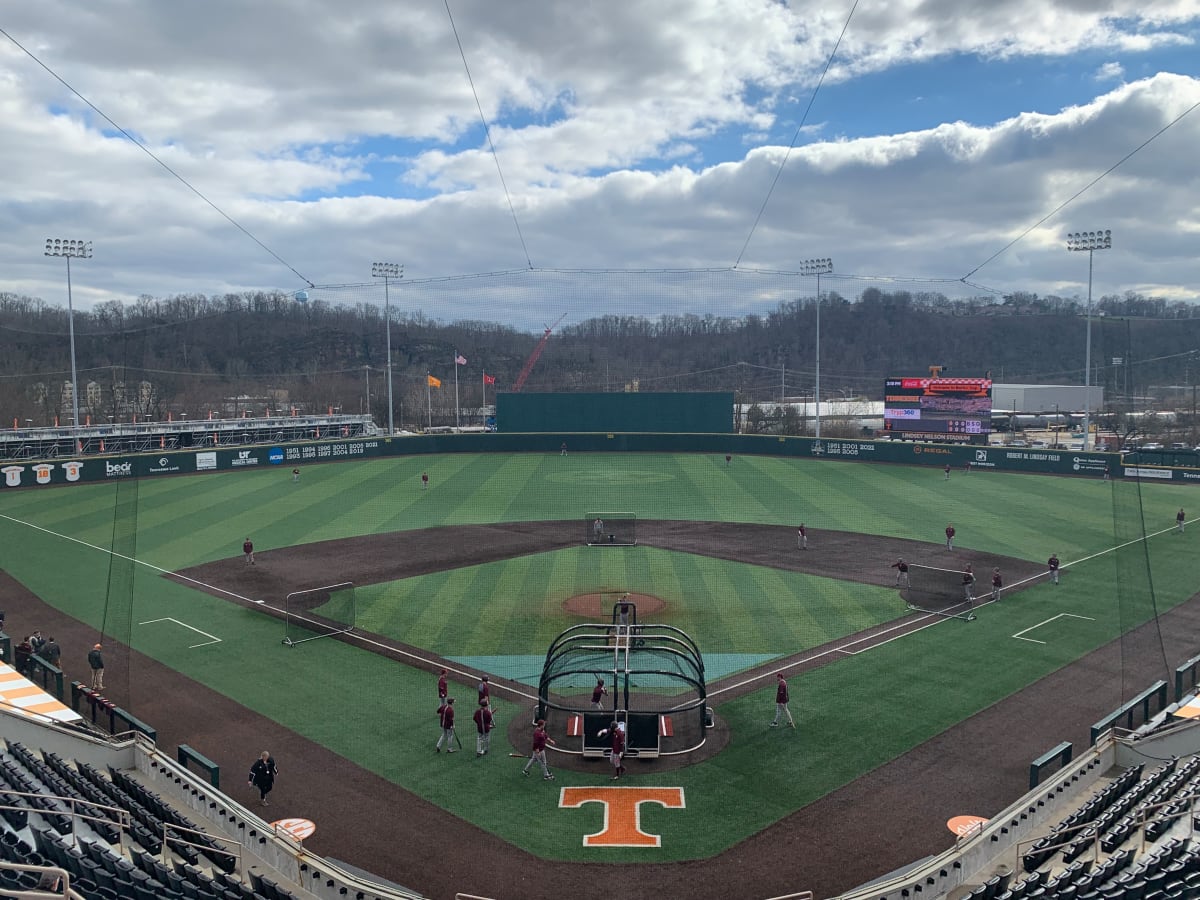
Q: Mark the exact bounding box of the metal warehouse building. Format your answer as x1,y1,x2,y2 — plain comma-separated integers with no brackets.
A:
993,383,1103,414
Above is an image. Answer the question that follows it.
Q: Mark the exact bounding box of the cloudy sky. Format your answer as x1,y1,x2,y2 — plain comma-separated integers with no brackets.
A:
1,1,1198,329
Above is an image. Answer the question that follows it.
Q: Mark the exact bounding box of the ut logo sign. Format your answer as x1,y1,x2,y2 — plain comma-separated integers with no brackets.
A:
559,787,685,847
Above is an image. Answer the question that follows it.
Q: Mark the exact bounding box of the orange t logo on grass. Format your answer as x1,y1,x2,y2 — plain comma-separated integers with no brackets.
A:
559,786,686,847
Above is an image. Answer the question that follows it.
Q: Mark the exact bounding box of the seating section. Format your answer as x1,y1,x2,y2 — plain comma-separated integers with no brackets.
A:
1022,764,1145,872
985,756,1200,900
0,737,300,900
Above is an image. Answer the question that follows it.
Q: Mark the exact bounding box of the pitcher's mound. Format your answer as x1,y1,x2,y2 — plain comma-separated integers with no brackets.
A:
563,591,666,618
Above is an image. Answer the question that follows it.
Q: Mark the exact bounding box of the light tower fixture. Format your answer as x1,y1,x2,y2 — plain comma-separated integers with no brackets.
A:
370,262,403,436
1066,230,1111,451
799,257,834,438
44,239,93,432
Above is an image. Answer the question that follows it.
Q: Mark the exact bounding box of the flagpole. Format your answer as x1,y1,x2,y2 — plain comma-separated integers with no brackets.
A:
454,353,461,430
427,375,432,430
482,371,486,411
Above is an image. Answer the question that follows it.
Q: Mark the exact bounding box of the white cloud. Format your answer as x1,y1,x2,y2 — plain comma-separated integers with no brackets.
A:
0,1,1197,328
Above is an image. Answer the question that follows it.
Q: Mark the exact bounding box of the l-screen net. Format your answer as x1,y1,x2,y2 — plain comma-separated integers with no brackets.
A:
283,582,356,647
903,564,978,621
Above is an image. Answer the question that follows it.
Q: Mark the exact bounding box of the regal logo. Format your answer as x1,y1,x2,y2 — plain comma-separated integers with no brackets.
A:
559,786,686,847
105,461,133,478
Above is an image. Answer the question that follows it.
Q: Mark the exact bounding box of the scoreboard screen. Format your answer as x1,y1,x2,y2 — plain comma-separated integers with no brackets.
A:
883,377,992,437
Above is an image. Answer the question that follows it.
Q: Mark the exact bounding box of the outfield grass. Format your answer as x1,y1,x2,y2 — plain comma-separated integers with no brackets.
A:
0,452,1196,861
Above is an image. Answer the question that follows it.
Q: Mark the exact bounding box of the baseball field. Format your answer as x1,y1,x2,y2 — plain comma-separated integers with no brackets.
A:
1,450,1197,885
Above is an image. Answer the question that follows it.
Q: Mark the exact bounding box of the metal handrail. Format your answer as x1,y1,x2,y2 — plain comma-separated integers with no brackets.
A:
0,791,133,854
0,862,83,899
160,820,242,879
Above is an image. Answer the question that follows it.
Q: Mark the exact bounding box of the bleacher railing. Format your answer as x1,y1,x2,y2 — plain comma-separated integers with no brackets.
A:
0,862,81,898
162,820,242,879
0,789,134,854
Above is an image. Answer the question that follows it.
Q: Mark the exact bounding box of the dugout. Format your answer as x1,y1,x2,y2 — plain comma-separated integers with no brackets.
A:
496,391,734,433
536,619,707,758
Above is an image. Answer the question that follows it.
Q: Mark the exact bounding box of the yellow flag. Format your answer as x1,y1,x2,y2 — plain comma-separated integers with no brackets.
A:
427,375,442,388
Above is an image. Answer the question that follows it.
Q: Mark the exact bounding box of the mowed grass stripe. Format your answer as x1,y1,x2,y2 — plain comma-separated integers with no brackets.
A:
495,454,565,524
297,458,435,538
675,553,761,654
673,455,766,523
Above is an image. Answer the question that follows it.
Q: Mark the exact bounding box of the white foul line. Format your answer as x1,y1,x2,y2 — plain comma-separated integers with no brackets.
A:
138,617,222,649
1012,613,1096,645
0,511,541,704
0,512,260,604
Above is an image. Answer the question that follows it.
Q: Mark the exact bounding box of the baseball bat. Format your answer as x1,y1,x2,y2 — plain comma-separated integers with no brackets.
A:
508,752,526,758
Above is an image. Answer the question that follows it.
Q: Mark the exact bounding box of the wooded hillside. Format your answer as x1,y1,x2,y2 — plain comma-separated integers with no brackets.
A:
2,287,1198,429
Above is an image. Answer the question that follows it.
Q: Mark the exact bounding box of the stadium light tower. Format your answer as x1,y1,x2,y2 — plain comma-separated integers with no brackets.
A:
1066,230,1111,451
370,262,403,435
800,258,834,438
44,239,93,432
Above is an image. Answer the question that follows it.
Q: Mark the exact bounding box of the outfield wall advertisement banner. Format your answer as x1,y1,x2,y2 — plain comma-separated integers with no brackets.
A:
0,440,385,488
2,432,1192,489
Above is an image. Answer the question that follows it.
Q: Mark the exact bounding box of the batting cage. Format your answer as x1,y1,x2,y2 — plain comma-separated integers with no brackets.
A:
535,607,707,759
584,512,637,546
282,582,357,647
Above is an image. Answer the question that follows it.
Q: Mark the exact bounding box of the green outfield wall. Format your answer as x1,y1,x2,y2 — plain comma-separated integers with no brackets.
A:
496,391,735,433
0,432,1170,492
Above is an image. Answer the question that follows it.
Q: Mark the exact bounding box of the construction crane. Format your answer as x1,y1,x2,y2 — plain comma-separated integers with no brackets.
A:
513,314,565,392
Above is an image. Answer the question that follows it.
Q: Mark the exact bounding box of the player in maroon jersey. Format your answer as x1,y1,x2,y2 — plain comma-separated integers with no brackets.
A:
1177,508,1186,534
991,568,1002,602
242,538,254,565
473,698,494,757
591,677,607,710
770,673,795,728
891,557,910,587
1048,553,1060,585
944,463,951,480
435,698,456,753
522,719,556,779
961,565,976,603
598,720,627,779
437,669,448,707
797,524,808,550
945,524,955,550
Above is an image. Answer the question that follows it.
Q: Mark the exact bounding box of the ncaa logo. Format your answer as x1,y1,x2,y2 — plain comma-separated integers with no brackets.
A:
268,447,285,465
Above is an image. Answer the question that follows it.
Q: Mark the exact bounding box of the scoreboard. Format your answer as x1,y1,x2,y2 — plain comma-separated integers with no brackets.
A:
883,377,992,439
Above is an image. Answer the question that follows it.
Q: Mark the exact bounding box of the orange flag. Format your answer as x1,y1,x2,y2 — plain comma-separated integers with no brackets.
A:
427,375,442,388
